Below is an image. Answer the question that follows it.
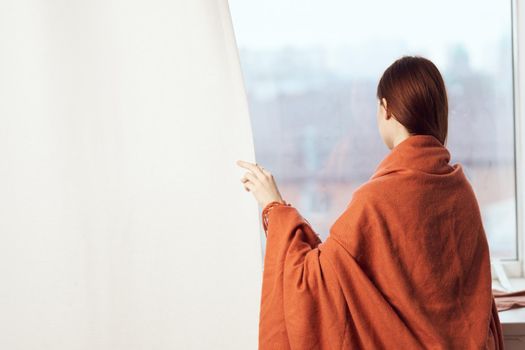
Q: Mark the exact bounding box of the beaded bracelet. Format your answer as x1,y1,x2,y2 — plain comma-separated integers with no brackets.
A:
262,200,291,233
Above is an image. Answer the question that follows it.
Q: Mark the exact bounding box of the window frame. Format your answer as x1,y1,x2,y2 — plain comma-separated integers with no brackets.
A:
496,0,525,278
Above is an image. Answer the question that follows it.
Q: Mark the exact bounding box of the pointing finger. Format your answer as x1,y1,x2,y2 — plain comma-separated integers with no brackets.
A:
236,160,265,180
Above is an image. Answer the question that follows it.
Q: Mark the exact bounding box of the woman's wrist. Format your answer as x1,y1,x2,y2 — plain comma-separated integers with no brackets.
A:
262,200,291,233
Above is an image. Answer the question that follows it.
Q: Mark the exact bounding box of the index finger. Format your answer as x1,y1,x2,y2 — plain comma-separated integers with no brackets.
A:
236,160,265,178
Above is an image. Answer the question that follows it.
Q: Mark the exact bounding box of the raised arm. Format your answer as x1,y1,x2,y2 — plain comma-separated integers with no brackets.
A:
259,202,349,349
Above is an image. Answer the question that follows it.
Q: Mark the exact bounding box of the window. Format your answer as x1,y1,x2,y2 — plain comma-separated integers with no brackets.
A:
229,0,518,261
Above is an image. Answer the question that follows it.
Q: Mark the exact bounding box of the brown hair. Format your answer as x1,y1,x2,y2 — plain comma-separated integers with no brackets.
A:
376,55,448,145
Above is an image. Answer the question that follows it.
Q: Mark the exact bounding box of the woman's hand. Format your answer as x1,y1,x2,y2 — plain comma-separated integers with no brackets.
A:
236,160,285,208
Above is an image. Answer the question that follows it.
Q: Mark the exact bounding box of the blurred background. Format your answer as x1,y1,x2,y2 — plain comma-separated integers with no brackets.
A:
229,0,517,259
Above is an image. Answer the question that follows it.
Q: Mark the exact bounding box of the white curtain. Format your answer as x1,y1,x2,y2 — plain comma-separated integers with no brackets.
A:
0,1,262,348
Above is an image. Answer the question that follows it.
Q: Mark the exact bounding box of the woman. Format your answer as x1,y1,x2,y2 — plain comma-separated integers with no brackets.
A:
236,56,504,349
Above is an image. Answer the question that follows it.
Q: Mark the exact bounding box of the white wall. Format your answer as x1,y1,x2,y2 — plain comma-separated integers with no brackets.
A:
0,1,261,348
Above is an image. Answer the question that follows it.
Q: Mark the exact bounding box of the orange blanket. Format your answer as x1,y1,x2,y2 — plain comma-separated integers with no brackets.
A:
259,135,504,349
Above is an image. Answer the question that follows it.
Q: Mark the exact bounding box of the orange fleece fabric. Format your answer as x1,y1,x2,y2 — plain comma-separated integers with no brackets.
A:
259,134,504,349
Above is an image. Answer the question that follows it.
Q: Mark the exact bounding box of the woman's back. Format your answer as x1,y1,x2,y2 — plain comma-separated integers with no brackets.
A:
329,134,499,347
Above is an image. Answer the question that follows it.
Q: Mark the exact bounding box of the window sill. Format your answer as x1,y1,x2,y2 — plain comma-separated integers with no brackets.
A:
492,278,525,332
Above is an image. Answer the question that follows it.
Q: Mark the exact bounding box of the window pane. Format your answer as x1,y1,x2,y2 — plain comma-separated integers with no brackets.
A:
229,0,517,259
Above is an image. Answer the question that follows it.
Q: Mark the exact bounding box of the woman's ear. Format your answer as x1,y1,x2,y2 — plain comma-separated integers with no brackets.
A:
381,98,391,119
